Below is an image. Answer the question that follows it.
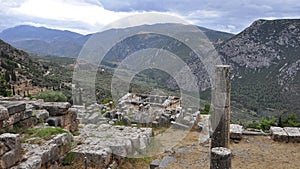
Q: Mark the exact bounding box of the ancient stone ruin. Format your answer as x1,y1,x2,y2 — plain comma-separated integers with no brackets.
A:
0,98,77,168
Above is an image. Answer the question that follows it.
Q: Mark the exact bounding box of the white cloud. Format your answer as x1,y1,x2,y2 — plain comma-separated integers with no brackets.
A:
0,0,299,34
11,0,133,26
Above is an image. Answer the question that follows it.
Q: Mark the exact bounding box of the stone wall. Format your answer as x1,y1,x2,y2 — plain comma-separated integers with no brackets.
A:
0,100,79,133
0,102,37,132
0,133,22,168
270,126,300,143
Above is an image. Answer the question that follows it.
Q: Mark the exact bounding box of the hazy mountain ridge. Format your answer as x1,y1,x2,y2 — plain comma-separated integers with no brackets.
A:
0,25,88,57
0,24,232,58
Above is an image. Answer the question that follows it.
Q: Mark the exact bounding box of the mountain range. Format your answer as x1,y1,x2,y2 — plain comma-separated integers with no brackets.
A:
0,24,232,58
0,19,299,122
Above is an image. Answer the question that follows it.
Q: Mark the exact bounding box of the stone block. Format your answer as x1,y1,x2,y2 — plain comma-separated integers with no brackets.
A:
35,109,49,121
33,144,59,165
0,133,21,168
159,156,177,168
0,105,9,121
33,102,71,116
46,133,72,156
72,145,112,168
18,117,38,129
230,124,243,140
87,112,99,124
5,102,26,115
270,127,289,142
283,127,300,143
122,116,131,126
150,159,161,169
171,122,189,130
20,109,33,120
3,112,21,127
61,108,79,132
11,155,42,169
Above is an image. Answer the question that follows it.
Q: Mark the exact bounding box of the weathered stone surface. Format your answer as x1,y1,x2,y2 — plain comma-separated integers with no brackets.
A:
210,147,231,169
46,133,72,156
122,116,131,126
33,144,59,165
3,111,21,127
171,122,189,130
87,112,99,124
0,105,9,121
35,109,49,121
75,124,152,159
211,65,231,149
0,133,22,168
150,159,161,169
1,102,26,115
17,117,38,130
230,124,243,140
283,127,300,143
270,126,289,142
20,109,33,120
159,156,177,168
72,145,113,168
33,102,71,116
11,155,42,169
61,108,79,132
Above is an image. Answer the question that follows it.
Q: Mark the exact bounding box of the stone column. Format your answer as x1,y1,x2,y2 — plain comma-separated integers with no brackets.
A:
210,147,231,169
211,65,231,148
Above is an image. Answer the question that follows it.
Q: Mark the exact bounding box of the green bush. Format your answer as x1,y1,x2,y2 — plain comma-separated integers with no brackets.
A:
281,114,300,127
247,116,277,131
36,90,67,102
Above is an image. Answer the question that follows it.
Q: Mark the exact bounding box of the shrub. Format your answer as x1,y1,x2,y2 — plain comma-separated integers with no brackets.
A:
247,116,277,131
282,114,300,127
36,90,67,102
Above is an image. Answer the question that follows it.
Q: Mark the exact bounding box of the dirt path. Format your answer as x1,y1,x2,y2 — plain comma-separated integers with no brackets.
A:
122,129,300,169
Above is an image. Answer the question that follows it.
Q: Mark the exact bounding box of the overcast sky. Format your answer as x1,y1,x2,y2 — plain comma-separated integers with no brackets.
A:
0,0,299,34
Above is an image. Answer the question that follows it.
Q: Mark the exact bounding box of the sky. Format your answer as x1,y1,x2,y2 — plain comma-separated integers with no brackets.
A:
0,0,299,35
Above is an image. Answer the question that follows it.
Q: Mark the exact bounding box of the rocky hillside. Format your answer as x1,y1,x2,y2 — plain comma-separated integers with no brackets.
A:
217,19,300,118
0,39,73,98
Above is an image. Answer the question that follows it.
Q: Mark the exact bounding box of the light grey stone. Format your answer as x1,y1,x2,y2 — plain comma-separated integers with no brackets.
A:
35,109,49,121
150,159,161,169
20,109,33,120
159,156,177,168
283,127,300,143
33,102,71,116
0,105,9,121
230,124,243,140
270,126,289,142
11,155,42,169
